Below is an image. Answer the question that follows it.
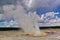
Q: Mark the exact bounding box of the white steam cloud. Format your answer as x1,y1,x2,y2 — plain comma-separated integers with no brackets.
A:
0,0,60,27
19,0,60,10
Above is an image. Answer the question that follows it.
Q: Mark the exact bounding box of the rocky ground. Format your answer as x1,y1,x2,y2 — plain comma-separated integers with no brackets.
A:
0,28,60,40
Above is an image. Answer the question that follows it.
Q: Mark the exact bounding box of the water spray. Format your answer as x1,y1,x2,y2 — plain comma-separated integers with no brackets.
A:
0,0,48,37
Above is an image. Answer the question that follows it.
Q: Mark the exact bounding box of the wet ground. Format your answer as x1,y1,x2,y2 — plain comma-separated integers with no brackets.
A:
0,28,60,40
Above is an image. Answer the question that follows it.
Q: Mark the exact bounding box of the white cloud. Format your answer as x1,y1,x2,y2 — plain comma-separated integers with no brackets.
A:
1,0,60,11
38,12,59,23
39,12,60,27
0,14,5,21
3,5,15,19
20,0,60,11
44,12,59,20
45,12,56,18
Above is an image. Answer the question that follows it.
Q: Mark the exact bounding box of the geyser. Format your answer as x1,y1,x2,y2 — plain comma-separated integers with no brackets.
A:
0,0,47,36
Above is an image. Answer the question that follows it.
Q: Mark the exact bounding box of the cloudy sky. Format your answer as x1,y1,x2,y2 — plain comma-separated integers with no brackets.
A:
26,0,60,26
0,0,60,27
21,0,60,17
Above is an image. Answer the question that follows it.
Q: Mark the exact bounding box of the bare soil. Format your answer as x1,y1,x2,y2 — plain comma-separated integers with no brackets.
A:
0,28,60,40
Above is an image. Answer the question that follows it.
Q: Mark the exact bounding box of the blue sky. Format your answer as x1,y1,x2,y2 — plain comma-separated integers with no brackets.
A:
36,5,60,18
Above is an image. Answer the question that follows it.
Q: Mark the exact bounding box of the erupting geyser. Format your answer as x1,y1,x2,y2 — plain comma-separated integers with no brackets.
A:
0,0,47,36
